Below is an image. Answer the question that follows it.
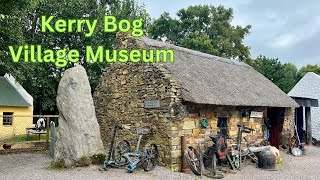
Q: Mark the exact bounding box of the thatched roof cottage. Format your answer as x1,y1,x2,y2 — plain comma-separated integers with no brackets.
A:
93,33,298,171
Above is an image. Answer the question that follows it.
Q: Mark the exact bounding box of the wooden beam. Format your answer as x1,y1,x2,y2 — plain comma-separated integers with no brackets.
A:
305,107,312,144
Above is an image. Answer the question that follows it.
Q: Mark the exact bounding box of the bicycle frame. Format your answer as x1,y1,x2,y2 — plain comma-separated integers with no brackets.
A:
124,134,143,172
100,124,130,170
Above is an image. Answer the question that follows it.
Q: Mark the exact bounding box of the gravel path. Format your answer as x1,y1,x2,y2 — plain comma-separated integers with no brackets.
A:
0,146,319,180
224,145,320,180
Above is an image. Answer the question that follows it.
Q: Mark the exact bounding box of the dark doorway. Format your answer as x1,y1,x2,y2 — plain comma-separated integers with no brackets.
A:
296,107,304,143
267,107,285,148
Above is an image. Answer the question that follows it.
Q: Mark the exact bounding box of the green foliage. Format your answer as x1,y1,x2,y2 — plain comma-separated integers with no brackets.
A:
148,5,251,61
0,0,149,113
244,55,320,93
298,64,320,79
90,154,106,165
0,134,47,144
75,156,91,167
48,159,67,170
250,55,299,93
277,63,299,93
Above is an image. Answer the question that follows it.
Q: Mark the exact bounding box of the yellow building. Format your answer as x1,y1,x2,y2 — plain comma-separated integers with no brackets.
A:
0,74,33,138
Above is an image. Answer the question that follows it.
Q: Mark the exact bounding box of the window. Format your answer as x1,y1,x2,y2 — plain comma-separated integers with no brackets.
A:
217,118,228,137
3,112,13,125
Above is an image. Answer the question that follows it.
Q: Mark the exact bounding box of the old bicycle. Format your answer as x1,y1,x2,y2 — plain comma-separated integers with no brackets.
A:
100,125,159,173
99,124,131,170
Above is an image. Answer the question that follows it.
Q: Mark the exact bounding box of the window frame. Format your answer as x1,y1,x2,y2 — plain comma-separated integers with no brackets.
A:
217,117,228,137
3,112,14,126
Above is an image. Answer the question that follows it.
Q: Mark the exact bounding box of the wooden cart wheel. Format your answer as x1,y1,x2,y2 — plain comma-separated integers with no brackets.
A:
114,140,130,166
141,144,159,171
168,102,187,121
184,146,202,175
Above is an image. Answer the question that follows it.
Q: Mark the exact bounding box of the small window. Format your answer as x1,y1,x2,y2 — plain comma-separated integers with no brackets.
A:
3,112,13,125
217,118,228,137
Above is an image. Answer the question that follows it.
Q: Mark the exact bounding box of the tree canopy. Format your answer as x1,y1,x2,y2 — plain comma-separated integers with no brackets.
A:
248,55,320,93
0,0,149,114
148,5,251,61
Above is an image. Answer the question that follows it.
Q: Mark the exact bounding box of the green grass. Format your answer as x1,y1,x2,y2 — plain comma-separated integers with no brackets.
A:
47,160,66,171
47,164,66,171
0,134,47,144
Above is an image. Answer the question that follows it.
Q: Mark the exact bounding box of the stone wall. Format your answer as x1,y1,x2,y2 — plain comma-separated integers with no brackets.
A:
281,107,295,145
93,63,182,168
93,33,184,168
169,103,267,171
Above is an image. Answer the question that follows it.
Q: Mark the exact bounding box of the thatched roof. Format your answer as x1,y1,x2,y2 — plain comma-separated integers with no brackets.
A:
137,36,298,108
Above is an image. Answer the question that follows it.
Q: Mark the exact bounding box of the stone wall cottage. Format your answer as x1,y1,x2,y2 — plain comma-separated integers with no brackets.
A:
93,33,299,171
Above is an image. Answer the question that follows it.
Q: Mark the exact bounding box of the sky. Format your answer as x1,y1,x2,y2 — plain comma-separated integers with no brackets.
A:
136,0,320,67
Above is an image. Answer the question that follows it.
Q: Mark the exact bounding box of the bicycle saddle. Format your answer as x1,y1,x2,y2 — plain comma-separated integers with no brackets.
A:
137,126,151,135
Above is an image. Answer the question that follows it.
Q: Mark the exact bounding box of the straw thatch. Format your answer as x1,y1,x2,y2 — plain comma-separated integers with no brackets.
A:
138,36,298,108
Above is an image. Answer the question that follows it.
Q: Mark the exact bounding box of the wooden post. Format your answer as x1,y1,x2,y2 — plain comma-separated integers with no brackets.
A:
181,136,190,173
305,107,312,145
46,116,50,146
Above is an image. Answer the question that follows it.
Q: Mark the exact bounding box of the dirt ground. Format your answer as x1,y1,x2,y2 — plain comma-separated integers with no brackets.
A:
0,146,319,180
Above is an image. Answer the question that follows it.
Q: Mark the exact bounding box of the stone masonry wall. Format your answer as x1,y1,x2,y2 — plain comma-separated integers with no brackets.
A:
93,62,182,168
93,33,183,168
169,104,267,171
281,107,295,145
93,33,296,171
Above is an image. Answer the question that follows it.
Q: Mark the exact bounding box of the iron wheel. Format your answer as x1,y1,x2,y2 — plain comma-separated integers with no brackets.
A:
141,144,159,171
184,146,203,176
114,140,130,166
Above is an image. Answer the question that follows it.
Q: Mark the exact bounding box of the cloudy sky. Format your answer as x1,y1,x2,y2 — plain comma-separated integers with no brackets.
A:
137,0,320,67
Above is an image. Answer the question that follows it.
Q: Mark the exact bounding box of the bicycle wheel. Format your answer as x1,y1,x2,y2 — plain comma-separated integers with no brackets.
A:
141,144,159,171
114,140,130,166
184,146,202,176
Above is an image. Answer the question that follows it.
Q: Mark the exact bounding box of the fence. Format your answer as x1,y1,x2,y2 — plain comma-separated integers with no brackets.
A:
0,115,59,153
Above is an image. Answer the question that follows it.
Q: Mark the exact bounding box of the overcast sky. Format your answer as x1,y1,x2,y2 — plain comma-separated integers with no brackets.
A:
137,0,320,67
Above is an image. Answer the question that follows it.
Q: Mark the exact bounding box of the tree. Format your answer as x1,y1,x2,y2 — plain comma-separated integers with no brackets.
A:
298,64,320,80
148,5,251,61
277,63,298,93
250,55,298,93
0,0,149,114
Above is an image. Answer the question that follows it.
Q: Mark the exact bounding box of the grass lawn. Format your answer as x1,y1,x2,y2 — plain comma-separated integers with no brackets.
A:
0,134,47,144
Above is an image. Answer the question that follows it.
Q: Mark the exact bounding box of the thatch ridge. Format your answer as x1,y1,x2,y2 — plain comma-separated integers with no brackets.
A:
139,36,251,68
136,36,298,108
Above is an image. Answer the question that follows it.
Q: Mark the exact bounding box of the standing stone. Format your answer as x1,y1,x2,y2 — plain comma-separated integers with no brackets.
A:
54,65,104,166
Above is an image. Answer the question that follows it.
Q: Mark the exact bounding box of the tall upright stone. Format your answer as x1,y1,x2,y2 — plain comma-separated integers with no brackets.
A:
54,65,104,166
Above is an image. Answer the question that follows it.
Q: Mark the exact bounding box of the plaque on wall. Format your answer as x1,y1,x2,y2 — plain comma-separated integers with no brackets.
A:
144,100,160,108
250,111,263,118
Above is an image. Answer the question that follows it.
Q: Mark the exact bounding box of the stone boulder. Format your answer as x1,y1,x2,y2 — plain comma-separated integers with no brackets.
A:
54,65,104,166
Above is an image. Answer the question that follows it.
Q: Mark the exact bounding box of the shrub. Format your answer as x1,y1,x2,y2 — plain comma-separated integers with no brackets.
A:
74,156,91,167
90,154,106,165
48,159,66,171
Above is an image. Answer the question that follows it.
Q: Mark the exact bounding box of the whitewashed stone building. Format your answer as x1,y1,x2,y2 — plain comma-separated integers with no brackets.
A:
289,72,320,141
